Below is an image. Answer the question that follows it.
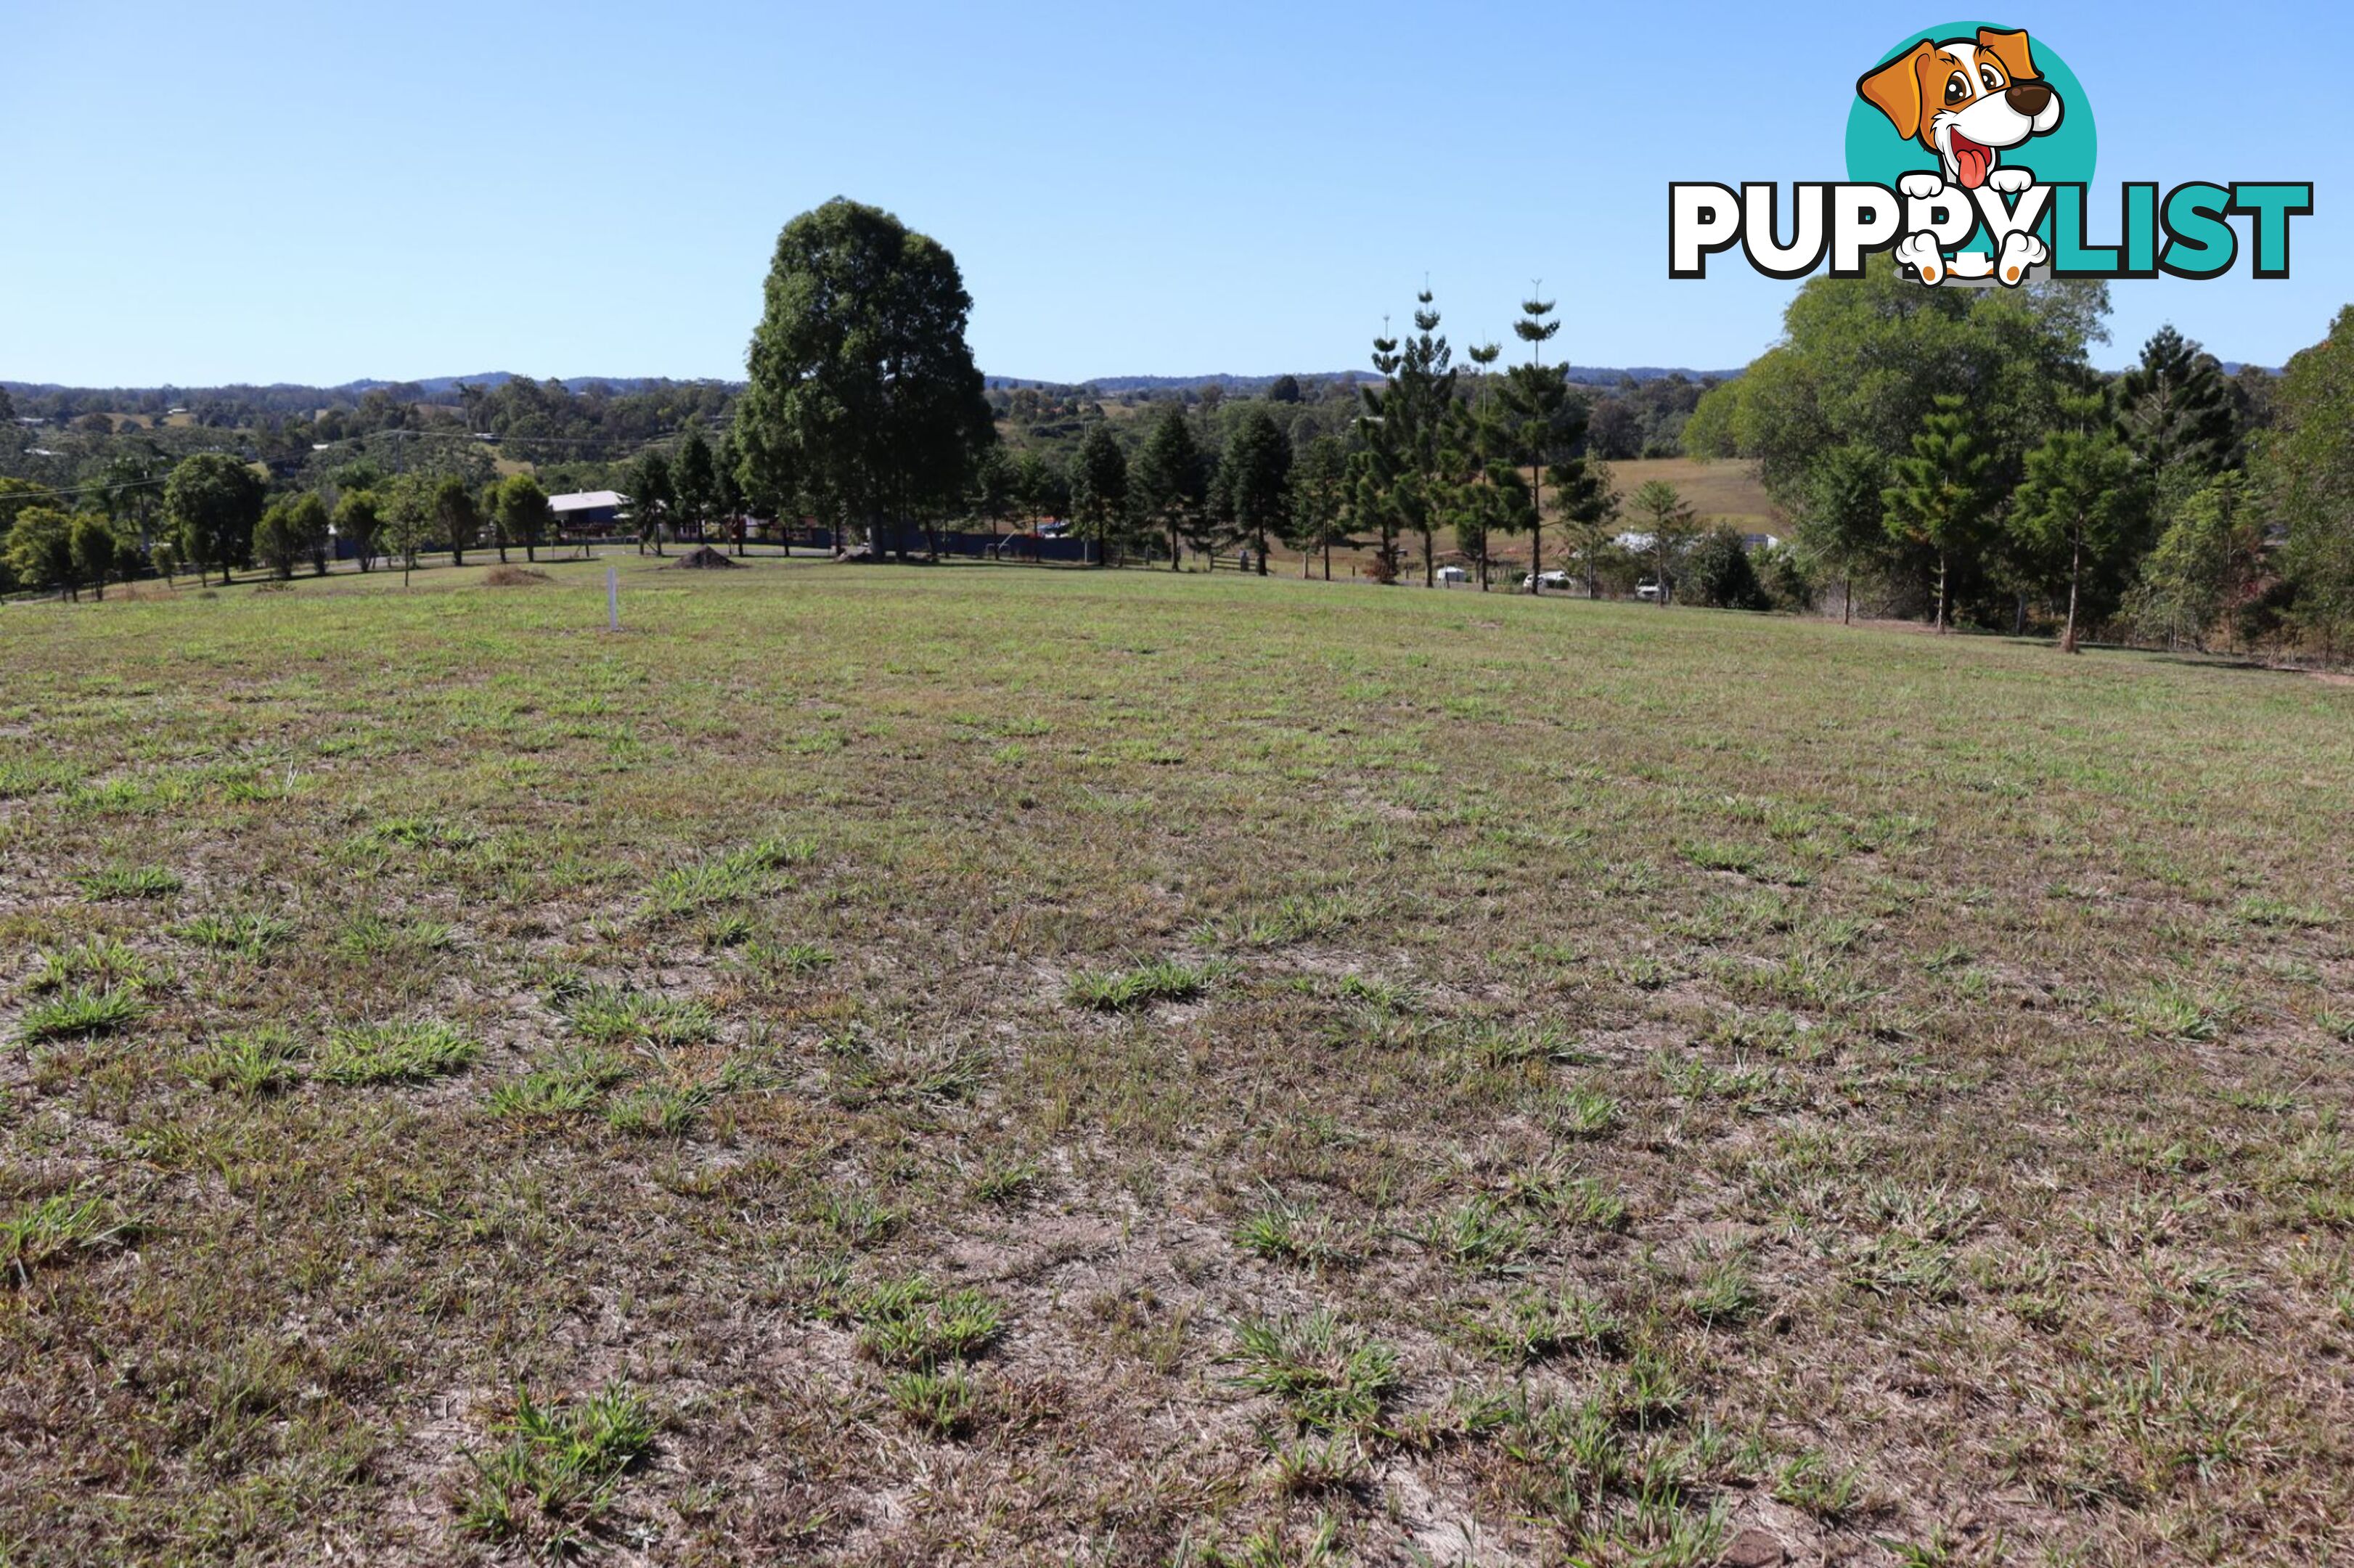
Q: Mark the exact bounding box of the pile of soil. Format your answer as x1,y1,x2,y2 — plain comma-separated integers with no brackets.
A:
670,547,739,570
481,566,553,587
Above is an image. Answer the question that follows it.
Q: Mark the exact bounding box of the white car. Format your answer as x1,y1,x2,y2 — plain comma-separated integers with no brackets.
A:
1534,570,1570,590
1636,581,1663,600
1436,565,1468,585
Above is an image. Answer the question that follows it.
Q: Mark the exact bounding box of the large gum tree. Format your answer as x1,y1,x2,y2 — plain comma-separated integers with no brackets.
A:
736,198,994,560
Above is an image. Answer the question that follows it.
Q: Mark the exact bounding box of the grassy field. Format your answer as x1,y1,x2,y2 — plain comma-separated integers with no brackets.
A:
3,558,2351,1567
1606,457,1778,534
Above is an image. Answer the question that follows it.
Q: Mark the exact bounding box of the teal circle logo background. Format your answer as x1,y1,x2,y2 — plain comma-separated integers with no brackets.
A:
1843,20,2097,193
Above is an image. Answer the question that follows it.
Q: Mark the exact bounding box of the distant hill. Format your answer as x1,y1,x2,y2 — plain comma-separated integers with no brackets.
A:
1,373,723,404
988,366,1744,393
13,360,2289,408
337,374,724,398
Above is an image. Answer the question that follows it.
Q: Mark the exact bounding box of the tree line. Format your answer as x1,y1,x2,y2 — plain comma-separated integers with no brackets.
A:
1687,269,2353,658
0,456,565,598
713,200,1646,591
12,195,2354,663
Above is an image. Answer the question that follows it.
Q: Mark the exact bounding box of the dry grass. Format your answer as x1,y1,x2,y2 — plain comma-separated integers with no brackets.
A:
1606,455,1779,531
1,556,2350,1564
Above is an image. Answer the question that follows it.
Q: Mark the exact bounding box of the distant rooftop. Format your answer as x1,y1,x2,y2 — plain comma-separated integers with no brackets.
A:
549,490,628,513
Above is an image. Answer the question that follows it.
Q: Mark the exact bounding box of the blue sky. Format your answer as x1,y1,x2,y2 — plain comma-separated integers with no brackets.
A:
2,1,2345,385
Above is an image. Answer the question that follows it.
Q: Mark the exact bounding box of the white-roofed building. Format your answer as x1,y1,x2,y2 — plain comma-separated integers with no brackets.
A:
549,490,630,531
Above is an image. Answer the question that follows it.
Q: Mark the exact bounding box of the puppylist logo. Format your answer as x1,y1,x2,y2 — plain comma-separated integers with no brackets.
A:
1670,22,2311,286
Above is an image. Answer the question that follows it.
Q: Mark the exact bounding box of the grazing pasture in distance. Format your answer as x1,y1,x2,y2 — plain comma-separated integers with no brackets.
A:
1606,456,1779,536
1,557,2350,1566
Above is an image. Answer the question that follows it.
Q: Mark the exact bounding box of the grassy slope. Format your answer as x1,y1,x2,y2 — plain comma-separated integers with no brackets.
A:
1606,457,1779,533
2,558,2351,1566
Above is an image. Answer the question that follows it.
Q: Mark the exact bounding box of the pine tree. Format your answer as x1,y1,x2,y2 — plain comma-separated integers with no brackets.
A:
1883,396,1995,632
972,445,1019,540
1797,444,1888,624
631,452,674,557
1290,434,1352,580
1013,450,1066,534
1627,481,1699,605
1463,341,1503,589
1069,423,1129,565
1132,405,1207,571
714,429,748,552
1358,323,1405,581
2015,390,2145,654
675,427,719,545
1494,293,1594,594
2117,325,2240,478
1513,284,1559,366
1218,408,1291,576
1360,291,1458,587
1556,456,1618,599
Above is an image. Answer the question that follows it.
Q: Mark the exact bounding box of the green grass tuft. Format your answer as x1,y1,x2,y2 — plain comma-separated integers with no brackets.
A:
1066,958,1221,1012
2,1192,131,1283
557,984,718,1048
1230,1312,1399,1434
455,1382,655,1554
172,911,294,959
71,865,182,901
191,1026,306,1096
20,987,144,1041
316,1021,478,1085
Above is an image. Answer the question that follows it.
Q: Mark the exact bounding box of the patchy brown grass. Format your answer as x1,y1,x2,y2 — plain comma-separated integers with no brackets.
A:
1606,456,1779,532
1,558,2350,1565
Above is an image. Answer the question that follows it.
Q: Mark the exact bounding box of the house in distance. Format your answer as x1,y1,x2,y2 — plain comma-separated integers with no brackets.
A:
549,489,629,534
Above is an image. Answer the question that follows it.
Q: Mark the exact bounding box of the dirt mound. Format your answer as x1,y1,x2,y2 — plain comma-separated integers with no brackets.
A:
482,566,553,587
670,547,739,570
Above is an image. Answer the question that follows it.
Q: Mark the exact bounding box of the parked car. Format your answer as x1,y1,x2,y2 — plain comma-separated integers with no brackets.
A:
1636,581,1664,600
1436,565,1468,586
1534,569,1570,591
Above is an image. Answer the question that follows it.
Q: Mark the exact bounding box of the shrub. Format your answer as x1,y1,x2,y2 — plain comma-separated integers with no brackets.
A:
1683,526,1771,611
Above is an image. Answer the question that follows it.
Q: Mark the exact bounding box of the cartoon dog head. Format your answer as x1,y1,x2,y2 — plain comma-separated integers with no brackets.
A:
1858,26,2062,189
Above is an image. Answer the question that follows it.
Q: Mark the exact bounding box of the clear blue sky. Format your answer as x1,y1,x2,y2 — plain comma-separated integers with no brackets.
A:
3,1,2345,385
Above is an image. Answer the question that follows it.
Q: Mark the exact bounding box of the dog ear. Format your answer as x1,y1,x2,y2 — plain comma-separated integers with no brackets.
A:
1857,42,1930,138
1976,26,2039,83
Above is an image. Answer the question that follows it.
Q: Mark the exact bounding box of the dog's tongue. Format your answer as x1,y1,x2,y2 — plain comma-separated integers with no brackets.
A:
1953,133,1993,189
